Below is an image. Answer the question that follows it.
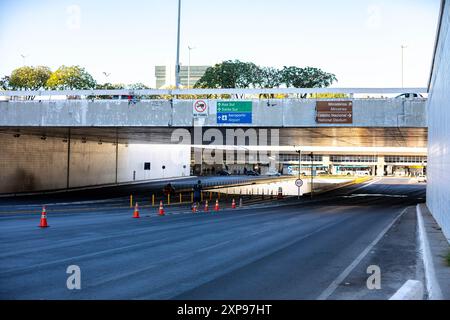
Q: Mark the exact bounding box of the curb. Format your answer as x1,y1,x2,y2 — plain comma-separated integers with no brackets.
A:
416,204,443,300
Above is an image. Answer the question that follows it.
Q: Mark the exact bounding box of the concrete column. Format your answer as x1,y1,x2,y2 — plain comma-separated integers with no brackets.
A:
376,155,385,176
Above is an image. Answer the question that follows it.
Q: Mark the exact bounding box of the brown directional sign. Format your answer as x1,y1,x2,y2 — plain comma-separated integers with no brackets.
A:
316,101,353,124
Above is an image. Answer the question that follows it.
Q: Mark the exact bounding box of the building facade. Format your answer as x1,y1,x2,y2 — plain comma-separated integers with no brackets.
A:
155,65,210,88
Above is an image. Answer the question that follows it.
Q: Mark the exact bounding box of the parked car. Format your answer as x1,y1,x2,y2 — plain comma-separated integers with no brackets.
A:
395,93,423,99
265,169,281,176
246,170,260,176
217,170,231,176
417,175,427,183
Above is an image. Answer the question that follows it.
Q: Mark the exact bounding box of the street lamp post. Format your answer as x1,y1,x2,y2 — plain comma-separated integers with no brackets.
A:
296,149,302,199
310,152,314,199
188,46,195,88
175,0,182,89
20,54,28,66
401,45,407,88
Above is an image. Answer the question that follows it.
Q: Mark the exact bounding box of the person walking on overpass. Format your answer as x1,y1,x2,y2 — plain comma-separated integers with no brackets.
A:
193,180,203,209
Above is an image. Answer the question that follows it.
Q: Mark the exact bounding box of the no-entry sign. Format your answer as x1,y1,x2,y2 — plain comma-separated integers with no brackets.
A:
193,100,208,117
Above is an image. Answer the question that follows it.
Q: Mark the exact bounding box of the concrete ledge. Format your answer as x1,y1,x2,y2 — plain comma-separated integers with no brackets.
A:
389,280,424,300
417,204,444,299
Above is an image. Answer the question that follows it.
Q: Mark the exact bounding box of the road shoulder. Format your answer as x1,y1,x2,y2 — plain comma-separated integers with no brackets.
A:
327,206,423,300
418,203,450,299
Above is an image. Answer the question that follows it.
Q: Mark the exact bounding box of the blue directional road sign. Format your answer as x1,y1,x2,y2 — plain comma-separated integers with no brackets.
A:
216,101,253,124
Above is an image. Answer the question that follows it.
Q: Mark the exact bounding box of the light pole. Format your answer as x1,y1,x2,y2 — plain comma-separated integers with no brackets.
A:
175,0,182,89
20,54,28,66
188,45,195,88
296,149,302,199
102,72,111,83
310,152,314,199
401,45,407,88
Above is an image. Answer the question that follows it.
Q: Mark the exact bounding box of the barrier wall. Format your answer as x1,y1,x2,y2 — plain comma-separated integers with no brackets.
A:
427,0,450,242
0,98,426,128
0,134,190,194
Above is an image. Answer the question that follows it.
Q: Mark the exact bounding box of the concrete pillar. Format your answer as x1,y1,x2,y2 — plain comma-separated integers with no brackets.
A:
376,155,385,177
322,155,331,174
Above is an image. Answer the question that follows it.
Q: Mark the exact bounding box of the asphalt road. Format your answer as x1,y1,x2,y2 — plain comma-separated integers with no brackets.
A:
0,177,425,299
0,175,269,206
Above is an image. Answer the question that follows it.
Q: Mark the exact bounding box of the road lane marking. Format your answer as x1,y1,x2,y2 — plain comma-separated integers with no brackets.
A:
316,206,408,300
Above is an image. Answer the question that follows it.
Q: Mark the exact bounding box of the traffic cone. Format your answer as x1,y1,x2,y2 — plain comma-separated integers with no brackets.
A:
214,199,220,211
277,187,283,200
39,206,49,228
133,202,140,218
231,198,236,209
192,203,197,213
204,200,209,212
159,201,165,216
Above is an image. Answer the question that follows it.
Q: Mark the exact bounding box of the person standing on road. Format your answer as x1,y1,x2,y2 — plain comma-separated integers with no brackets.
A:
193,180,203,209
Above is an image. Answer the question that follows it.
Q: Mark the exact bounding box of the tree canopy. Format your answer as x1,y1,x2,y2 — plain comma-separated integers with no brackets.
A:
0,76,10,90
194,60,261,89
195,60,337,89
9,66,52,90
46,65,96,90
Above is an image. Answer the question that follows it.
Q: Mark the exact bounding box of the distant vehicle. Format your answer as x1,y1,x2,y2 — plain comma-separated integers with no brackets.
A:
265,169,281,176
355,170,370,176
417,175,427,183
246,170,260,176
395,93,423,99
217,170,231,176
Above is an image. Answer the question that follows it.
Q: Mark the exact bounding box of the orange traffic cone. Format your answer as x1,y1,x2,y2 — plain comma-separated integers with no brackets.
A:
204,200,209,212
214,199,220,211
39,206,49,228
133,202,140,218
192,203,197,213
159,201,165,216
231,198,236,209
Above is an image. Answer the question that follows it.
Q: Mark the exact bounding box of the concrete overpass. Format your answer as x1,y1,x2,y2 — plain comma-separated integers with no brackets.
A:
0,88,427,128
0,88,428,193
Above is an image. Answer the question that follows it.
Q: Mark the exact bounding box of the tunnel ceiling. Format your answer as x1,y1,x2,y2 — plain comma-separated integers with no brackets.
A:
0,126,427,148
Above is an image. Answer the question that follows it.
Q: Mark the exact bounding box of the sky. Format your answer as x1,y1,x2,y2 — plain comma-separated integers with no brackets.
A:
0,0,441,88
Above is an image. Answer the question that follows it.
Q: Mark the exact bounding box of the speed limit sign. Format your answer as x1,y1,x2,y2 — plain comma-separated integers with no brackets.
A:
295,179,303,187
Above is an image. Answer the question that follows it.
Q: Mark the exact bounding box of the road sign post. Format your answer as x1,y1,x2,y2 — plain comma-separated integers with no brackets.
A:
295,178,303,198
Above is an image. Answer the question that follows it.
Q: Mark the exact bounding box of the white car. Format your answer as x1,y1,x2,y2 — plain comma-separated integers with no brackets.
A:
395,93,424,99
265,169,281,176
417,175,427,183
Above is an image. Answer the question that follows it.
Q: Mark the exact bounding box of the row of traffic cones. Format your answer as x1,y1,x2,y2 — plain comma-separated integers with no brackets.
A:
135,198,237,217
38,198,240,228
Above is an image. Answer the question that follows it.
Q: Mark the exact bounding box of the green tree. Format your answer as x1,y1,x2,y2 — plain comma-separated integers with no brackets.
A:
195,60,261,89
256,67,283,88
0,76,10,90
9,66,51,90
128,83,149,90
280,66,337,88
91,82,126,99
46,65,96,90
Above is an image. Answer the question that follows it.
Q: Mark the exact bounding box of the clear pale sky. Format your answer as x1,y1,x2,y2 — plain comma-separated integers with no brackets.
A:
0,0,441,88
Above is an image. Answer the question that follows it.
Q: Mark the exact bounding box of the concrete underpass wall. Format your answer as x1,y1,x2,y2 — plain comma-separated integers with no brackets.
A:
427,0,450,242
0,98,426,128
0,134,191,194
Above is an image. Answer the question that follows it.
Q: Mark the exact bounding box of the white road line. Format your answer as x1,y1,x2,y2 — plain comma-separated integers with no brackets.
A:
316,206,408,300
416,204,443,300
348,177,382,193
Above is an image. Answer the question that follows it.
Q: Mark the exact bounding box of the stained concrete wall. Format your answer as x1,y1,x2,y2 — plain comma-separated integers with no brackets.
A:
0,134,190,194
0,98,426,128
427,0,450,242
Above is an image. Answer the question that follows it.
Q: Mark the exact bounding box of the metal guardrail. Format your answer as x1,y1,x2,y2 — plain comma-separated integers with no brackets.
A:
0,87,428,97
